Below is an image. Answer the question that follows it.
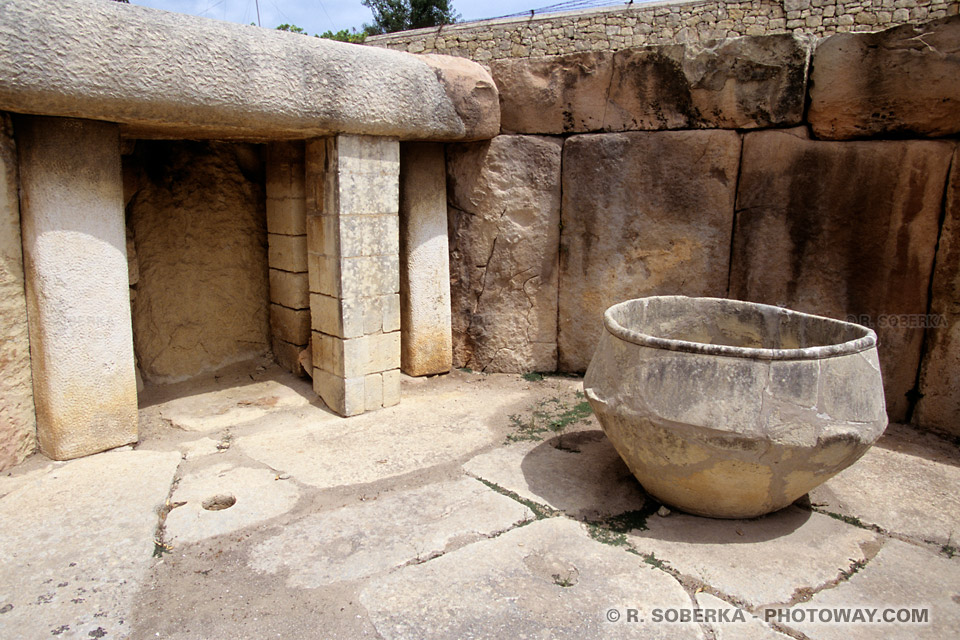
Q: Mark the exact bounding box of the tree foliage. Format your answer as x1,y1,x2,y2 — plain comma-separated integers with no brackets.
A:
275,24,366,44
361,0,459,35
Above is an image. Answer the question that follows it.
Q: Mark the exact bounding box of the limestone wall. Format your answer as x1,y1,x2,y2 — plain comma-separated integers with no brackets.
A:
369,0,958,60
444,16,960,433
125,141,271,384
0,113,36,470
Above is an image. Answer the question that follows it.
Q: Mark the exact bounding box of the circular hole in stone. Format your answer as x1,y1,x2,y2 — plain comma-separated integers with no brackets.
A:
202,494,237,511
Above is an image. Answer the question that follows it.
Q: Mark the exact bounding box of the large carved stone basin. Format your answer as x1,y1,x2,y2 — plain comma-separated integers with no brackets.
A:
583,296,888,519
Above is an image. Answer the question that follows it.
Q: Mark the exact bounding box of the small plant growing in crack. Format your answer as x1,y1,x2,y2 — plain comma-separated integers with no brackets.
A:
641,552,668,570
553,573,575,587
941,543,957,559
475,477,558,520
839,558,867,580
506,391,593,451
522,372,544,382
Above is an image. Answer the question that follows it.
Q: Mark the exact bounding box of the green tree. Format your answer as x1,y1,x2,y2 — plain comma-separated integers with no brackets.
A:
276,23,366,44
361,0,459,35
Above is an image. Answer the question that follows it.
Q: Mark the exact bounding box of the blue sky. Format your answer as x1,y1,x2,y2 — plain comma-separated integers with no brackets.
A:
130,0,544,35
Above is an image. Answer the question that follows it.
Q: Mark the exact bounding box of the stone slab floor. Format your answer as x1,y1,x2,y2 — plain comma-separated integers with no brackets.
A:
0,358,957,639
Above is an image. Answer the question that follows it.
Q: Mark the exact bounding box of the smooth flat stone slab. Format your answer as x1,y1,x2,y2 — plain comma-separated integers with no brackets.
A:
788,539,960,640
248,477,533,587
237,388,525,488
695,592,791,640
810,423,960,546
464,429,646,519
156,377,313,432
0,450,180,639
626,507,878,607
164,462,300,545
360,517,702,639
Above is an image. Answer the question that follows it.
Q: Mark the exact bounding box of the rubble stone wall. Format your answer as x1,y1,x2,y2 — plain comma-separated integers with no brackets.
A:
443,16,960,434
369,0,958,61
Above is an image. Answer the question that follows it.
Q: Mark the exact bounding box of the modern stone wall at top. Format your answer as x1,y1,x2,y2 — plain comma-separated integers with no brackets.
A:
369,0,958,61
125,141,271,384
442,16,960,433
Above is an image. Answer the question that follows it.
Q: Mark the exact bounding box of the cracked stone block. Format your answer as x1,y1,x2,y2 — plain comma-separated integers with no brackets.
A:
248,477,532,587
695,592,792,640
235,384,527,488
359,517,702,639
915,146,960,436
163,462,301,545
604,34,809,131
787,539,960,640
490,51,613,134
559,130,740,372
0,450,181,639
809,16,960,139
464,427,647,521
490,34,809,135
447,135,562,373
625,507,879,606
730,128,953,421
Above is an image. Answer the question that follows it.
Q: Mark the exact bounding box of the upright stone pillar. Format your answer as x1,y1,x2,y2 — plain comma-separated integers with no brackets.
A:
399,143,453,376
18,116,137,460
306,135,401,417
265,141,310,375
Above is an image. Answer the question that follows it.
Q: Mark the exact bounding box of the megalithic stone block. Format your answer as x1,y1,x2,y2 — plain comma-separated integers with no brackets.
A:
18,116,138,460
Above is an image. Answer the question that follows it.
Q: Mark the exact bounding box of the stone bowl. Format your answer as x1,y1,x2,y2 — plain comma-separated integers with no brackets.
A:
583,296,887,519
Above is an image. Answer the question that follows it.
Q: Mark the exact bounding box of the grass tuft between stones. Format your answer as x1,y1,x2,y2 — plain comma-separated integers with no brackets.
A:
474,477,559,520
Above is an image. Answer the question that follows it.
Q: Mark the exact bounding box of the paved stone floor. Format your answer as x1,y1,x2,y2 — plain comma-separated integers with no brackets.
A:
1,358,957,639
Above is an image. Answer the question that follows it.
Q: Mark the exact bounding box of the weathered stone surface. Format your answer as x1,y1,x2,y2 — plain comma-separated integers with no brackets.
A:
419,54,501,141
491,34,807,135
0,449,181,639
236,382,528,488
268,269,309,310
695,592,790,640
490,52,613,134
627,508,879,606
360,518,702,639
269,304,310,345
249,478,532,587
464,428,647,520
809,17,960,140
0,113,35,471
447,135,562,372
0,0,500,142
559,130,740,372
586,297,888,519
399,142,453,376
128,140,270,384
809,423,960,546
789,539,960,639
730,129,954,421
164,462,301,545
18,116,138,460
915,146,960,435
605,34,809,131
154,367,312,432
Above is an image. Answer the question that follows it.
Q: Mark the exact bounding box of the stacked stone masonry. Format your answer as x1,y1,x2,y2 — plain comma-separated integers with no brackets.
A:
443,16,960,434
369,0,958,61
267,141,311,376
307,136,402,417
